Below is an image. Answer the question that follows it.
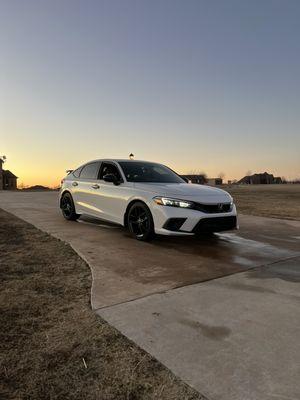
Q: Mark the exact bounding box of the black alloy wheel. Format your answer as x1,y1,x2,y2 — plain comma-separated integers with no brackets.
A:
127,202,154,241
61,193,80,221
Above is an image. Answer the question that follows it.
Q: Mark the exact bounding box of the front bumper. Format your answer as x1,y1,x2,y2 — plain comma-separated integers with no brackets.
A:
151,203,238,236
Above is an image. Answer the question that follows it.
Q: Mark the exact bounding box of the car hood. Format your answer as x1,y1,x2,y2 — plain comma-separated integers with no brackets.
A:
133,183,232,203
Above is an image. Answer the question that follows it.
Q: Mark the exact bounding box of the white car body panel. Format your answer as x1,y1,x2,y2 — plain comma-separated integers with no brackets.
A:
60,159,238,236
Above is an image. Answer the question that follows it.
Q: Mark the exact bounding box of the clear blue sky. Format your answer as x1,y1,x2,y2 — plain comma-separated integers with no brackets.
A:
1,0,299,186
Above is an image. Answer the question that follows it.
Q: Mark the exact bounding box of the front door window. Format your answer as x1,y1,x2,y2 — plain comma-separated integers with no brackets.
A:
98,163,122,181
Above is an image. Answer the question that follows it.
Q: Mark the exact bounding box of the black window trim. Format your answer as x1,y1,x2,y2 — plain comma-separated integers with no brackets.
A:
72,166,84,178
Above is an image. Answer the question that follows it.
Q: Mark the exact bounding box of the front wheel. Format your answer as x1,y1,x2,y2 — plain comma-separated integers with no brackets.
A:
61,193,80,221
127,202,155,241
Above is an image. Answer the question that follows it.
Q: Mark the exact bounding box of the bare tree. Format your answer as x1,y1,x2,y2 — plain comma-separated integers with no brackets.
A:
245,170,252,177
218,172,225,180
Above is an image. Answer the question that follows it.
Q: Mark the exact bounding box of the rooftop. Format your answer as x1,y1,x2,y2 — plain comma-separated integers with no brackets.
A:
3,170,18,178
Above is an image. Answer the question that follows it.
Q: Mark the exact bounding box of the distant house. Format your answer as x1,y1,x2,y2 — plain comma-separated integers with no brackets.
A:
274,176,283,184
0,159,18,190
207,178,223,186
238,172,282,184
181,174,207,184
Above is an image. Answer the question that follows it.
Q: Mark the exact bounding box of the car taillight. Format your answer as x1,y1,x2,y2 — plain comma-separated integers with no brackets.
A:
61,179,65,185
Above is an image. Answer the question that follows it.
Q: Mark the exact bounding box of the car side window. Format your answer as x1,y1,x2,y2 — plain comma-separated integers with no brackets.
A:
72,166,83,178
98,163,121,181
79,162,100,180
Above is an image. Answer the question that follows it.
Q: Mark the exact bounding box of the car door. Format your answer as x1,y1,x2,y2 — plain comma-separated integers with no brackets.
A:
94,162,128,224
73,161,102,216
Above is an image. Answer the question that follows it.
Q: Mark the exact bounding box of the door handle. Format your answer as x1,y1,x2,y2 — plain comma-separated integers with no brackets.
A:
92,184,100,189
72,181,78,186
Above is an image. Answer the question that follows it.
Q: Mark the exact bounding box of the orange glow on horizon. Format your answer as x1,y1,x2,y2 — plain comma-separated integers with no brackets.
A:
12,164,299,188
3,146,299,188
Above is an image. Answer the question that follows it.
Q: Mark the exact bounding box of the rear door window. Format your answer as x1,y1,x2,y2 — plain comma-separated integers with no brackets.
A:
72,166,83,178
79,162,101,180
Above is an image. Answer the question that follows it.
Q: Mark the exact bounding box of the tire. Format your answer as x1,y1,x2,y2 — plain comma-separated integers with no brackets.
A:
61,192,80,221
127,202,155,241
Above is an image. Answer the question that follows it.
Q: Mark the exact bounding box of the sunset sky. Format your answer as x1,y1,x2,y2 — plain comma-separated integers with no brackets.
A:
1,0,300,187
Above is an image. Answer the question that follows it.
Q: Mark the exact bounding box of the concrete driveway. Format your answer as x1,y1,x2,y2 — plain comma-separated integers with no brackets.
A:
1,191,300,400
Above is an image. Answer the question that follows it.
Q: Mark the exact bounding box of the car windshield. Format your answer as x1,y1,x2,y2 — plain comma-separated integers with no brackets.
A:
119,162,185,183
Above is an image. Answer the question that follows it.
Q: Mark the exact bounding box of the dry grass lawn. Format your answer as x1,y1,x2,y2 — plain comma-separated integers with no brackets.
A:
0,209,205,400
224,184,300,220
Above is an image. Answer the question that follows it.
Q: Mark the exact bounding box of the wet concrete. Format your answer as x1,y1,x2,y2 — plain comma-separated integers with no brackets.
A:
0,191,299,309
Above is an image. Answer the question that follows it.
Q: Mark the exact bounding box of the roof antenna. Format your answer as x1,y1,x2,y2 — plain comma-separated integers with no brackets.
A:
129,153,134,160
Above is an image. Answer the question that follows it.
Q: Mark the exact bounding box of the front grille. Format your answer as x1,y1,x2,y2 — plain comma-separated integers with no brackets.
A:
192,202,232,213
193,216,237,233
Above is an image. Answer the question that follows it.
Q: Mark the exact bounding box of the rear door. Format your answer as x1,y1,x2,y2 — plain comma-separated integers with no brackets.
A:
74,162,102,216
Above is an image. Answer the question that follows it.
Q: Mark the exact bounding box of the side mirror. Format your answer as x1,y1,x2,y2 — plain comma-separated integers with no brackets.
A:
103,173,120,185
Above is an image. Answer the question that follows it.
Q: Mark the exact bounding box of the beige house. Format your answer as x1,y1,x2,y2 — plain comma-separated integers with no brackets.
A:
181,174,207,184
181,175,223,185
0,158,18,190
207,178,223,186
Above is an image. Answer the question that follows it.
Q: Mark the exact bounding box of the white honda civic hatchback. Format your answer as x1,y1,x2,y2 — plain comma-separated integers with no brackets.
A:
59,159,237,241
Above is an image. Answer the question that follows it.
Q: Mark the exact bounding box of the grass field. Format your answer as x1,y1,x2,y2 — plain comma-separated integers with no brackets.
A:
224,184,300,220
0,209,204,400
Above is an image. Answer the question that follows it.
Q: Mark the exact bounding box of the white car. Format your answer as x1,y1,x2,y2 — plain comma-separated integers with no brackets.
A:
59,159,237,241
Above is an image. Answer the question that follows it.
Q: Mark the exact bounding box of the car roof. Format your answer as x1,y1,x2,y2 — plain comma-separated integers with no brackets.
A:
88,159,160,164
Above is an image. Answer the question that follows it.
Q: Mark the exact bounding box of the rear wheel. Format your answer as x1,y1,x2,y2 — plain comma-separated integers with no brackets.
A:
127,202,155,241
61,193,80,221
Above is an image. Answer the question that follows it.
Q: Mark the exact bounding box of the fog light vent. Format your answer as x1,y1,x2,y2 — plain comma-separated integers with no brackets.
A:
163,218,187,232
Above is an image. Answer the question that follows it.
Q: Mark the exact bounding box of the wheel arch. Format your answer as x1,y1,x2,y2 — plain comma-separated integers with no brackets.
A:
59,189,73,208
123,199,151,227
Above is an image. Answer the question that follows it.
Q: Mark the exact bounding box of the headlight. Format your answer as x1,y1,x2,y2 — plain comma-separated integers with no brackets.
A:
153,196,194,208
